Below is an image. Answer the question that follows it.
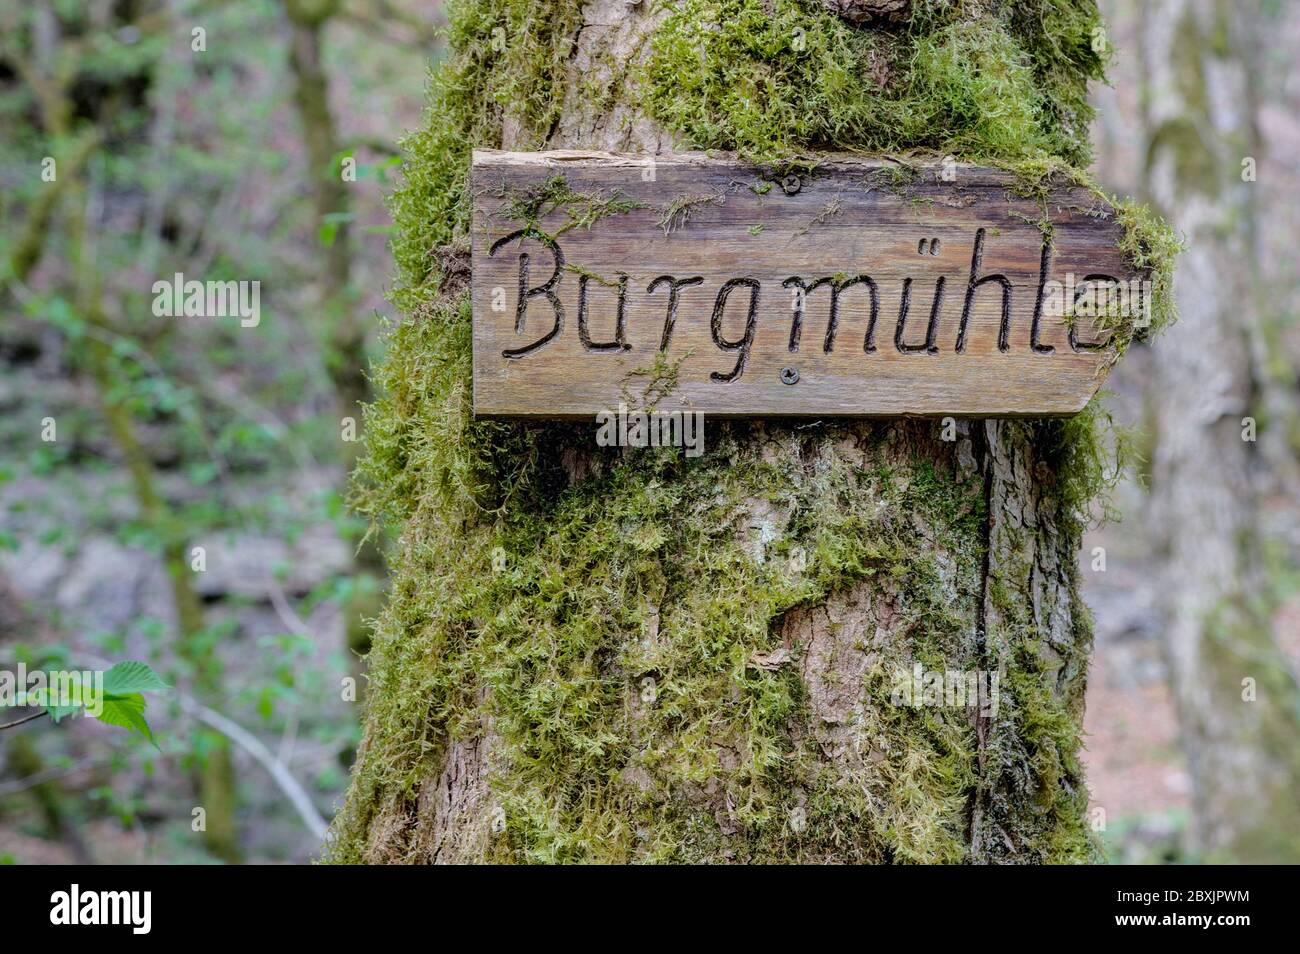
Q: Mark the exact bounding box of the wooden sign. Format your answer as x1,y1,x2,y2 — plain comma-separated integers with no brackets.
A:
470,150,1145,418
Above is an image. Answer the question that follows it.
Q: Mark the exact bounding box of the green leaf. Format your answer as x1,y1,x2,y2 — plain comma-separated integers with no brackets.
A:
17,686,78,722
92,693,155,744
101,661,169,696
318,212,353,248
3,662,166,736
44,702,81,723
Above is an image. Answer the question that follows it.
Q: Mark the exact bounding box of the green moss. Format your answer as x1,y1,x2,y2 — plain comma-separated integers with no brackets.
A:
621,349,686,410
975,444,1099,862
563,263,619,287
493,173,648,240
1006,0,1111,156
1112,197,1182,343
326,0,1171,864
338,389,993,860
993,153,1181,355
1036,398,1134,531
639,0,1105,166
386,0,587,300
656,189,728,235
793,197,843,237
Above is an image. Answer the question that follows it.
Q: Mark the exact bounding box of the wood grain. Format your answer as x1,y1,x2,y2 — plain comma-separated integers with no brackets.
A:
470,150,1143,418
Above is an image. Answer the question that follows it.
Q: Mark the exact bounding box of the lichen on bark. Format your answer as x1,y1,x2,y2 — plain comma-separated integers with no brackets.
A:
325,0,1175,864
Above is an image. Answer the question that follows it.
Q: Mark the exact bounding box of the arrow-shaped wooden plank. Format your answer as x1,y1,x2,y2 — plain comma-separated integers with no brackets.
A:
471,150,1145,418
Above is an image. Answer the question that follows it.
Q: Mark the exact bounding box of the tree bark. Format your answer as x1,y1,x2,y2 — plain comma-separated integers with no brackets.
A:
1143,0,1300,862
328,0,1115,864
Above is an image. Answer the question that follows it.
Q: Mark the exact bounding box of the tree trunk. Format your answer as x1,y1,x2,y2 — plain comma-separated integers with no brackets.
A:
327,0,1129,864
283,0,371,416
280,0,386,675
1143,0,1300,862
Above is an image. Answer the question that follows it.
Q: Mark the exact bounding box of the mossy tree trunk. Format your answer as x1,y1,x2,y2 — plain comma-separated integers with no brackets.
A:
1143,0,1300,863
328,0,1143,863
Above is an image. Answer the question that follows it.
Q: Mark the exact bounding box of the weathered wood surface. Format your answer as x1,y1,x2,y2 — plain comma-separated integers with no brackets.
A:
470,150,1142,418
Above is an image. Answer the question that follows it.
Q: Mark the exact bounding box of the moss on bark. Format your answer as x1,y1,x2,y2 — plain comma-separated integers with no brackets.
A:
325,0,1176,863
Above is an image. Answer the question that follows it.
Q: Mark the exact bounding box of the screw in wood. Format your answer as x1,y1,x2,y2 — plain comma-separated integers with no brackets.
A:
780,367,800,385
780,175,801,195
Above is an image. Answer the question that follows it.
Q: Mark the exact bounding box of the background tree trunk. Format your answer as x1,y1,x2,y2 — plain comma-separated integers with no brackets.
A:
1143,0,1300,863
327,0,1132,864
3,1,242,862
280,0,385,686
283,0,371,415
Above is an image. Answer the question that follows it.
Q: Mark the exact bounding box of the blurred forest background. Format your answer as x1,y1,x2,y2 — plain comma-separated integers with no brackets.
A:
1,0,1297,864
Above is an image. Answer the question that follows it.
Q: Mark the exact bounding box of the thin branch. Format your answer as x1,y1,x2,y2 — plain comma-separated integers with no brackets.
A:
177,696,328,841
0,709,50,730
268,578,315,639
73,652,330,842
0,758,97,796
